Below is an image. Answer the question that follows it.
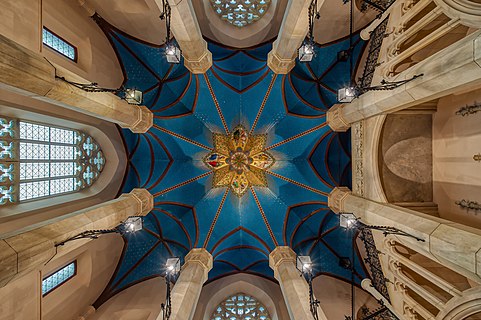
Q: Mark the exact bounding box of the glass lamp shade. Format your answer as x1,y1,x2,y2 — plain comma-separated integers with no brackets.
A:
296,255,312,274
166,257,181,275
298,43,314,62
165,43,181,64
124,216,143,233
339,213,357,229
337,87,357,103
124,88,143,105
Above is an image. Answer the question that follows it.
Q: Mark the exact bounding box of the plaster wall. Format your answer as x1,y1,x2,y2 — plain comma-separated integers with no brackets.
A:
313,275,379,319
379,114,433,204
91,277,167,320
0,0,122,88
0,234,122,320
433,88,481,229
88,0,167,45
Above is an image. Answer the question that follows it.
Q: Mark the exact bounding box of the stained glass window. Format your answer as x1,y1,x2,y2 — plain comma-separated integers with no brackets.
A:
42,261,76,296
210,293,271,320
42,27,77,61
210,0,271,28
0,116,105,205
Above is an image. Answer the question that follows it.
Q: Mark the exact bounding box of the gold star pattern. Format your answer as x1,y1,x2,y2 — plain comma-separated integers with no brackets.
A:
203,125,275,197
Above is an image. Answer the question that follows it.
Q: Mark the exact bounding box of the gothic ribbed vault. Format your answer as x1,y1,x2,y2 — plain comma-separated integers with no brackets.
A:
93,15,369,304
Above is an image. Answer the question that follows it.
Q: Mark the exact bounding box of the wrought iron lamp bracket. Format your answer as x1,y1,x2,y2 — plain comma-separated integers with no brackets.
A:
357,74,423,95
55,228,119,247
358,222,425,242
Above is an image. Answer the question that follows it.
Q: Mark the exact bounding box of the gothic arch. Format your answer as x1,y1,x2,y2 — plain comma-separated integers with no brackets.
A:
0,89,127,237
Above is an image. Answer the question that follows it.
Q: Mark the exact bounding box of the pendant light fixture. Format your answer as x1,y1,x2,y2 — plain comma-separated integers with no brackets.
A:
160,0,181,64
298,0,320,62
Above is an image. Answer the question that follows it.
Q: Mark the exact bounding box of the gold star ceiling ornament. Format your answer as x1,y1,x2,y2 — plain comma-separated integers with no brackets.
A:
204,125,275,197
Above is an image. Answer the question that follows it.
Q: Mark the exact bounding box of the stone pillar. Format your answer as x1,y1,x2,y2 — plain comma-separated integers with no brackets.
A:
166,248,213,320
267,0,316,74
164,0,212,74
326,30,481,131
328,187,481,282
269,246,328,320
0,33,153,133
0,189,153,287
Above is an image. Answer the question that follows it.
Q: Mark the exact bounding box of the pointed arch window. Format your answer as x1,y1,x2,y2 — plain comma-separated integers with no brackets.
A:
0,116,105,205
210,0,272,28
210,293,271,320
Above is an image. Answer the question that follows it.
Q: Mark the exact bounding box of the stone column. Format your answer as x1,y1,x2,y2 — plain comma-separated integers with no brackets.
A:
163,0,212,74
0,33,152,133
0,189,154,287
269,246,328,320
328,187,481,282
267,0,316,74
327,30,481,131
166,248,213,320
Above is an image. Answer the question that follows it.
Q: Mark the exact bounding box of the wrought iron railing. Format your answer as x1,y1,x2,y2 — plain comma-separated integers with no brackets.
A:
361,0,396,12
358,229,399,320
358,18,389,90
360,305,398,320
359,229,390,300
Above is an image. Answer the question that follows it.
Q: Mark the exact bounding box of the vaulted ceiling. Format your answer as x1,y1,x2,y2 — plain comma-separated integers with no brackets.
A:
92,12,369,305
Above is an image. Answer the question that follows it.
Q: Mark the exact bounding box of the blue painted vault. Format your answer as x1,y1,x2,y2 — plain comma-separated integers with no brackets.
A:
93,15,369,304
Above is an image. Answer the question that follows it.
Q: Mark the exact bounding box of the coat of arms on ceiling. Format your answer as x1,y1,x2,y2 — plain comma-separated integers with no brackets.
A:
203,125,274,196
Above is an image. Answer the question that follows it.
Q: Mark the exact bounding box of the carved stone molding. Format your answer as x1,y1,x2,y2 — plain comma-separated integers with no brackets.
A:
327,187,351,214
352,121,365,197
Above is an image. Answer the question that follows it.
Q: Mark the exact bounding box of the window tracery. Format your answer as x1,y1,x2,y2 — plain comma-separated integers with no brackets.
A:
0,116,105,205
210,293,271,320
210,0,272,28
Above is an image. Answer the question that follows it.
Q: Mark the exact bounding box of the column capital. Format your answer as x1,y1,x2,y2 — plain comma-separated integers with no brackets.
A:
126,105,153,133
267,50,296,74
328,187,352,214
122,188,154,216
269,246,296,272
326,104,350,132
184,248,213,276
184,42,212,74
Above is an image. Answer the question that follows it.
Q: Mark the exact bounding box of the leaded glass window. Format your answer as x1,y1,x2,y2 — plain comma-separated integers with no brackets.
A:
210,0,271,28
42,27,77,61
0,116,105,205
42,261,76,296
210,293,271,320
